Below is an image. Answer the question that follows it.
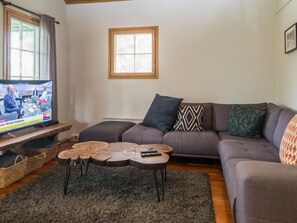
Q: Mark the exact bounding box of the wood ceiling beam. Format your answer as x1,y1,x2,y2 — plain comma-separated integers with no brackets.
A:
65,0,128,4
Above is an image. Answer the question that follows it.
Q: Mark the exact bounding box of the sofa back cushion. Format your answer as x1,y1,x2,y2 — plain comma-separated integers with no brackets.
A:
262,103,282,143
273,109,297,149
181,102,212,130
212,103,267,132
279,114,297,165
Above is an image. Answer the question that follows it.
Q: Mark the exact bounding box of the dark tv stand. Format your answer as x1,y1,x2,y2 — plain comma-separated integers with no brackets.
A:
0,123,72,189
35,120,59,128
0,120,61,139
0,123,72,150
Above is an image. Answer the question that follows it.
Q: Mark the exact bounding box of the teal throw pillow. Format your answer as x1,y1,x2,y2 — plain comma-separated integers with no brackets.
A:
228,105,267,138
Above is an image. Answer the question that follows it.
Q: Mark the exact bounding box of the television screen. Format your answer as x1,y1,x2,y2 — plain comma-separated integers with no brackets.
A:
0,80,53,134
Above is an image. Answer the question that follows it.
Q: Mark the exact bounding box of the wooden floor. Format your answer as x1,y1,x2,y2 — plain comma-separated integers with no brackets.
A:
0,141,234,223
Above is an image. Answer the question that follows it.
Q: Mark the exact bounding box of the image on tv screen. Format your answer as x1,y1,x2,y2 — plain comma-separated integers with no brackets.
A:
0,80,52,134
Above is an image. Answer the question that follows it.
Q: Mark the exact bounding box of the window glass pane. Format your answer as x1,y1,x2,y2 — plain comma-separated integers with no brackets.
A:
21,51,34,76
115,55,134,73
22,24,36,51
135,54,152,72
11,19,20,49
11,49,20,76
115,34,134,54
135,33,152,54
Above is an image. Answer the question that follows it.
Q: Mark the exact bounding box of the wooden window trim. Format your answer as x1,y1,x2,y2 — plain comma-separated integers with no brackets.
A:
108,26,159,79
3,8,40,80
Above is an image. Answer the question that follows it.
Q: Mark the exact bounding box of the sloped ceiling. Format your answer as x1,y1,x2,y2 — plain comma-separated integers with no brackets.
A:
65,0,128,4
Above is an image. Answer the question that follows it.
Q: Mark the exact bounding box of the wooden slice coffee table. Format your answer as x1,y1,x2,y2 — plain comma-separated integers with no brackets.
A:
58,141,173,202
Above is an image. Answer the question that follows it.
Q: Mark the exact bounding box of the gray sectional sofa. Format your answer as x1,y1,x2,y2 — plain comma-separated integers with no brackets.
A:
79,102,297,223
124,102,297,223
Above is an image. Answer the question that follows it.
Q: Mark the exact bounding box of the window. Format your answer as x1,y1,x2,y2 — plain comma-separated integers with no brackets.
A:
4,8,40,80
109,26,158,79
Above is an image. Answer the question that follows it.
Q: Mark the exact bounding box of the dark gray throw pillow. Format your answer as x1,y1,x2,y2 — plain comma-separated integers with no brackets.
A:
0,150,20,168
143,94,183,133
228,104,267,138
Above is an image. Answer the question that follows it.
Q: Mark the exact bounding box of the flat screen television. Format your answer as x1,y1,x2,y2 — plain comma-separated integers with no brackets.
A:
0,80,53,135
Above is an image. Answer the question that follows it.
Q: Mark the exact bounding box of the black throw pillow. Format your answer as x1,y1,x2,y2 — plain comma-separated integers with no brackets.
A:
0,150,20,168
143,94,183,133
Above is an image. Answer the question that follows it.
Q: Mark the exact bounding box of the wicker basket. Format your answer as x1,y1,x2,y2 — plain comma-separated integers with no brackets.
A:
24,152,47,175
38,144,58,164
0,157,27,188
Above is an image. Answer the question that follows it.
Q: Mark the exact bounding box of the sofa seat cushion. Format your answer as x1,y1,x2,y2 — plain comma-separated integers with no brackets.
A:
79,121,135,143
218,132,268,143
221,158,251,213
162,131,219,157
122,124,164,144
218,140,280,165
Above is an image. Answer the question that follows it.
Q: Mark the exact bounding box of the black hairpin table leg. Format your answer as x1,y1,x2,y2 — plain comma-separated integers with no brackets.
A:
160,169,165,200
64,165,71,195
153,168,165,202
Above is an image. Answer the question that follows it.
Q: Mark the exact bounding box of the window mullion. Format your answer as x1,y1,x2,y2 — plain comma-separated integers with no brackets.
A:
33,29,36,80
20,22,23,80
134,34,136,73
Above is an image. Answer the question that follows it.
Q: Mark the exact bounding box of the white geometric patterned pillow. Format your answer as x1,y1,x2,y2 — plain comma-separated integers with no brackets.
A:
280,115,297,165
173,105,204,131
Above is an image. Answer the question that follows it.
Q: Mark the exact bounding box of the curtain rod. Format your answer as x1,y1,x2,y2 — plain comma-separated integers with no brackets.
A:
1,0,60,24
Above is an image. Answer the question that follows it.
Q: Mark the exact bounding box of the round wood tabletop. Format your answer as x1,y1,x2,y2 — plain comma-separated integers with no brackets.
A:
129,153,170,170
58,141,108,164
72,141,108,151
108,142,138,152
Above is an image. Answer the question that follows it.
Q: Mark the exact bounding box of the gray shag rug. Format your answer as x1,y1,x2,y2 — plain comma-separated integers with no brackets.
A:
0,165,215,223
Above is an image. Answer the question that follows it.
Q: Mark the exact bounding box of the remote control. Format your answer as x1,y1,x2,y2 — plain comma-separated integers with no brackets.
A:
141,152,162,157
141,150,158,154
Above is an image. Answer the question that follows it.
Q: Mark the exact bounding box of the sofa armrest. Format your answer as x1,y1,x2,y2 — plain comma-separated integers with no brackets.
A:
235,161,297,223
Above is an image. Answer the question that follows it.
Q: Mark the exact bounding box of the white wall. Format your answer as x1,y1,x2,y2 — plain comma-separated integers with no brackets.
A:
275,0,297,110
0,0,70,129
67,0,276,134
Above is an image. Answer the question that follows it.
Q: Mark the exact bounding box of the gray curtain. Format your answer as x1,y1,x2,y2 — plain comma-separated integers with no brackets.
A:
40,14,58,120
